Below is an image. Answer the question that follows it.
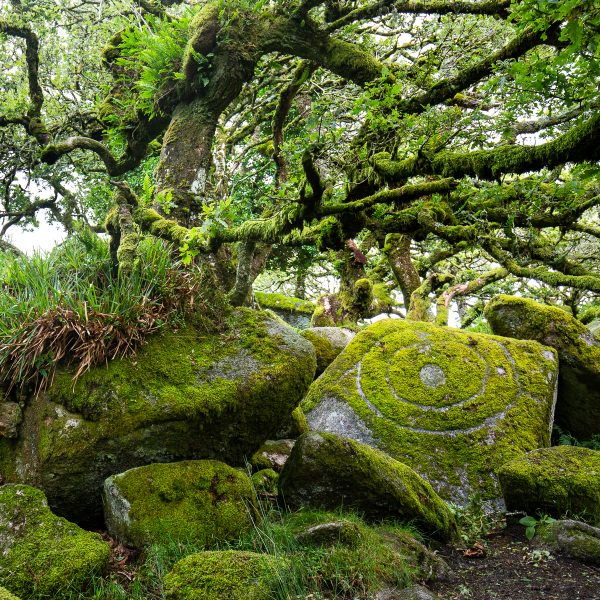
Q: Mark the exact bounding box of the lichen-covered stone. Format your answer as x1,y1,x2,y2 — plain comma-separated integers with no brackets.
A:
538,519,600,564
103,460,255,548
164,550,288,600
278,432,457,541
254,291,315,329
0,309,316,525
0,588,20,600
302,326,356,375
250,439,295,472
302,318,558,505
485,294,600,439
497,446,600,518
0,484,110,597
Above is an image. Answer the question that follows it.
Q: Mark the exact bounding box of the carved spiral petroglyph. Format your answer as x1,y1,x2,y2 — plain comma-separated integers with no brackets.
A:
352,333,529,437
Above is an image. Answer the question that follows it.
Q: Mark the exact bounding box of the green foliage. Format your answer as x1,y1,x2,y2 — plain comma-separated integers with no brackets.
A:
555,426,600,450
449,494,504,547
519,514,556,541
0,231,210,394
115,12,195,119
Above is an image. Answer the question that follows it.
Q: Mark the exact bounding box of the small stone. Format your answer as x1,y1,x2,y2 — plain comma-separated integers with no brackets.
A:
295,520,362,547
302,326,356,375
538,519,600,564
250,439,295,472
376,584,441,600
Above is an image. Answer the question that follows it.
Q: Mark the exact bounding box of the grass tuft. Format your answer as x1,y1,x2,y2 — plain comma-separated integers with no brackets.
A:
0,231,222,396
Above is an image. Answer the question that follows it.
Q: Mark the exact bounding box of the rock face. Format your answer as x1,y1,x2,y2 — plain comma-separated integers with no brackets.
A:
278,431,457,541
0,309,316,524
164,550,288,600
497,446,600,518
103,460,256,548
538,520,600,564
485,294,600,439
302,327,356,375
0,484,110,598
302,319,558,505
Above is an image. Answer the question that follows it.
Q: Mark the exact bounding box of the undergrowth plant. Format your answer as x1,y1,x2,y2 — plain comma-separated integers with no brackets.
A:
449,494,505,548
554,426,600,450
0,231,222,396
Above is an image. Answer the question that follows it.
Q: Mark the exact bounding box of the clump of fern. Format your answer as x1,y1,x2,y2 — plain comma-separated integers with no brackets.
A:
115,11,194,119
0,231,222,396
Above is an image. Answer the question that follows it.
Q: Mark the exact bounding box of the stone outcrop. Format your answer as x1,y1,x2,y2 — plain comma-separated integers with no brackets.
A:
302,318,558,505
0,309,315,524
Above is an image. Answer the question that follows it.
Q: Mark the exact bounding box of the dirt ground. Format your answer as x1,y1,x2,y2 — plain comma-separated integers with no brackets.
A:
428,522,600,600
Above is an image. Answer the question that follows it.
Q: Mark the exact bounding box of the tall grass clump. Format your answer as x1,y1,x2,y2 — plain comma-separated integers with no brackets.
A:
0,231,223,395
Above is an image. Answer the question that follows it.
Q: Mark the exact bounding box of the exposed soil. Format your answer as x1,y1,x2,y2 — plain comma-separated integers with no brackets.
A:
429,522,600,600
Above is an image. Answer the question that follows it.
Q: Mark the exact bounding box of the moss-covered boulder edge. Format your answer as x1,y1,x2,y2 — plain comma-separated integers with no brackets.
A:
103,460,256,548
254,291,315,329
0,308,316,524
302,318,558,506
497,446,600,519
0,484,110,598
485,294,600,439
279,431,458,541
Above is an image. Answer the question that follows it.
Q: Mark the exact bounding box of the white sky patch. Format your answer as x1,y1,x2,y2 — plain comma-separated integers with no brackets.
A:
6,210,67,255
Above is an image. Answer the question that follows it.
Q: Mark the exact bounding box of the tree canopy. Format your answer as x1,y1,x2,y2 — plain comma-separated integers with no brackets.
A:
1,0,600,327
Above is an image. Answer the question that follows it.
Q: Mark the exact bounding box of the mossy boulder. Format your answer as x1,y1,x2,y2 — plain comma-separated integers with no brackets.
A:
251,468,278,495
250,438,295,472
0,588,20,600
164,550,288,600
0,309,316,525
538,519,600,564
254,291,315,329
485,294,600,439
278,432,457,541
103,460,255,548
302,318,558,506
497,446,600,518
286,510,452,587
302,326,356,375
0,484,110,598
